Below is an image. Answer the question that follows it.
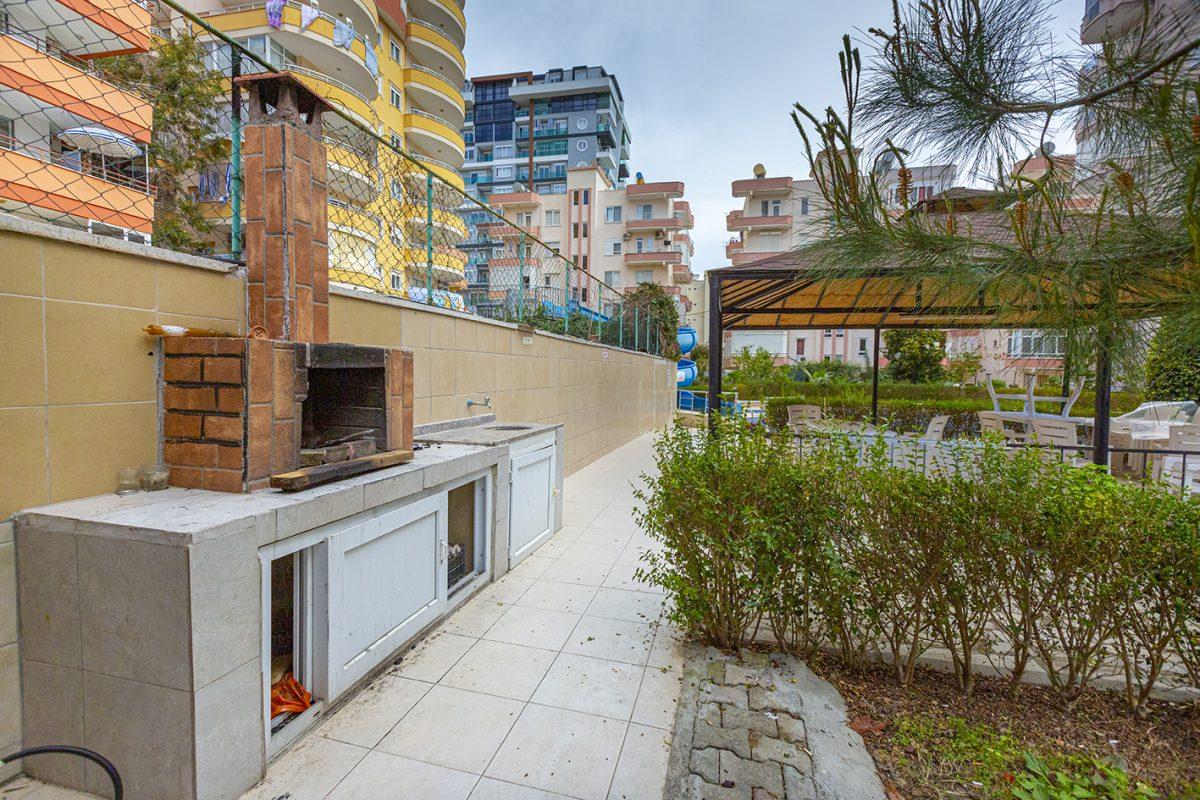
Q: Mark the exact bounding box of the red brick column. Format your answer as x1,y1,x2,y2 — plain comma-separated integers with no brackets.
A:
238,73,331,344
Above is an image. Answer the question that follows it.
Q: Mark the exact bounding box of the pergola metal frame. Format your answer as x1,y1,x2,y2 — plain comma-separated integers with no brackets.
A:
706,262,1120,466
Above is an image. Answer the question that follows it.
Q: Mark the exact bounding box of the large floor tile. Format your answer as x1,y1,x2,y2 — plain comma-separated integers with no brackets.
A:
563,615,655,666
531,652,644,720
485,704,627,800
507,554,555,581
469,777,574,800
647,628,687,672
440,596,511,638
549,525,586,544
607,724,672,800
441,639,557,701
0,778,106,800
377,685,522,774
482,604,581,652
602,562,663,594
575,528,634,548
563,501,606,527
239,735,366,800
393,631,476,683
631,667,683,730
559,542,623,565
539,558,612,587
476,574,536,603
516,580,598,615
586,588,665,624
326,751,477,800
318,674,431,748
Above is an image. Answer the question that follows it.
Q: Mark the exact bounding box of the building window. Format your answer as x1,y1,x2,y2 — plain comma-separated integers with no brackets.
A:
572,222,579,238
582,189,590,205
389,132,402,150
801,197,810,215
605,205,622,223
391,225,404,246
639,204,653,220
635,237,645,253
858,337,868,355
761,199,782,216
581,255,588,270
836,330,845,338
391,271,404,291
494,166,513,180
390,85,402,109
391,179,403,200
604,270,621,287
517,212,533,226
635,270,653,284
545,209,561,226
1008,330,1065,357
605,239,621,255
495,144,513,159
796,338,806,357
389,39,401,63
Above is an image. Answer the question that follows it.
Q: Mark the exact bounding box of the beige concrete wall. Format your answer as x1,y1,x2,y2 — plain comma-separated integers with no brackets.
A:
329,287,676,474
0,218,673,775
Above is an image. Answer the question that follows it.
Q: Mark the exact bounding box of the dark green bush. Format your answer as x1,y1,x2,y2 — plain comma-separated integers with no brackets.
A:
636,421,1200,712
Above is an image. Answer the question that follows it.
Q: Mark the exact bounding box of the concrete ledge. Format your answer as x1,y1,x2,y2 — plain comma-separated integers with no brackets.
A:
0,213,239,275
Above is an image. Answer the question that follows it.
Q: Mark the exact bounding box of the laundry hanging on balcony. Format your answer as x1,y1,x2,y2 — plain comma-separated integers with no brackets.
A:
365,45,378,78
299,3,318,30
333,18,355,48
265,0,283,29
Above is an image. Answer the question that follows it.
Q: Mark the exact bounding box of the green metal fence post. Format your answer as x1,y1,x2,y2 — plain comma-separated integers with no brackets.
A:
618,303,624,350
230,50,242,260
645,310,650,354
517,234,526,321
425,173,434,305
563,261,571,334
634,306,640,351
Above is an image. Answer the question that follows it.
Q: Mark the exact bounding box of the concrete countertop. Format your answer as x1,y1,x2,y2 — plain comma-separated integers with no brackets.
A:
15,442,502,547
416,421,562,448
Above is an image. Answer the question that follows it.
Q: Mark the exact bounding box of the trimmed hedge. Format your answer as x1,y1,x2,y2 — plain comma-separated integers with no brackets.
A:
635,422,1200,714
764,386,1145,435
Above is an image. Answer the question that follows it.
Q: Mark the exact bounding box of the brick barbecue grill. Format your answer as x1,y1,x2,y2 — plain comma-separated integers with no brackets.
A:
159,73,413,492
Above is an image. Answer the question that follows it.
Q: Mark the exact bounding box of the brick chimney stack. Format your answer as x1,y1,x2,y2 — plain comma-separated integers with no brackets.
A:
238,72,332,343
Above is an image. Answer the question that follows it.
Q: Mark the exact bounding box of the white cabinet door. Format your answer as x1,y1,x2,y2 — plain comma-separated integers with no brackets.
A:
324,493,447,698
509,445,555,567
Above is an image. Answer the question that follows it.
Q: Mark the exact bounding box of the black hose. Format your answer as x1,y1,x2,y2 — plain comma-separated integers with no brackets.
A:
1,746,123,800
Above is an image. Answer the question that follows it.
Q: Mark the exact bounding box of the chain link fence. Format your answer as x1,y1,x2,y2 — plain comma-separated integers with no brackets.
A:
0,0,670,357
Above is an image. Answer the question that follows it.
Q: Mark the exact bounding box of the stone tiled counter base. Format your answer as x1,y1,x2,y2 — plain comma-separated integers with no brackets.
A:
664,647,886,800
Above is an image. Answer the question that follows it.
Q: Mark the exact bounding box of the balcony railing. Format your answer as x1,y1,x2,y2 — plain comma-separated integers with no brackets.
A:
1,18,130,84
1085,0,1101,21
281,62,374,109
198,1,371,48
0,133,152,194
408,107,458,132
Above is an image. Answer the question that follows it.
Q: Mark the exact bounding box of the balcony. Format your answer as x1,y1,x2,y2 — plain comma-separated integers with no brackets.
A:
17,0,152,56
625,217,685,232
731,250,784,266
625,180,684,199
0,135,154,233
488,191,541,209
324,137,376,202
672,264,694,283
407,18,466,88
406,0,466,49
1080,0,1154,44
726,238,743,259
287,64,377,129
199,1,376,97
404,109,466,167
404,65,465,127
479,222,539,240
625,250,683,266
0,29,152,144
726,211,792,232
731,176,793,197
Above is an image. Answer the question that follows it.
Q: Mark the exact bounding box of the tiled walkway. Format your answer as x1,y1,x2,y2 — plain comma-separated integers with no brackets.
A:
242,432,684,800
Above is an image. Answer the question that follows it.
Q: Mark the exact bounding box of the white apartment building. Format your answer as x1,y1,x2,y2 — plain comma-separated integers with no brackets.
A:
485,166,695,318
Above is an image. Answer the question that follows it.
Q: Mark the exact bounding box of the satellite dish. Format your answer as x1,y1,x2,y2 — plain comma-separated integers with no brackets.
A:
753,163,766,178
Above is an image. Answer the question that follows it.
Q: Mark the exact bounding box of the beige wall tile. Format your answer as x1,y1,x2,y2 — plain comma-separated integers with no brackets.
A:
155,312,241,333
0,542,14,646
156,263,242,321
46,402,157,503
45,301,157,405
43,242,157,309
0,231,44,297
0,407,49,518
0,294,47,407
0,643,19,746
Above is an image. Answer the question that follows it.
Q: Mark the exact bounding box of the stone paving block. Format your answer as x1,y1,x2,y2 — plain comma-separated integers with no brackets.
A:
719,751,784,797
752,789,780,800
720,705,779,737
693,720,752,759
698,701,722,726
749,685,805,713
690,747,720,783
726,663,770,687
686,774,749,800
738,650,771,668
706,661,727,683
776,713,807,745
783,765,817,800
701,683,749,708
752,735,813,773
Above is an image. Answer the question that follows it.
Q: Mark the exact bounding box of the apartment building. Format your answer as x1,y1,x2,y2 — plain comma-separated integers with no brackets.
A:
460,65,631,203
174,0,468,294
478,167,694,319
0,0,154,241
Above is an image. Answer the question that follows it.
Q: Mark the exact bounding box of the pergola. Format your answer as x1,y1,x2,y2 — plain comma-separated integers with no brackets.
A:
705,243,1137,466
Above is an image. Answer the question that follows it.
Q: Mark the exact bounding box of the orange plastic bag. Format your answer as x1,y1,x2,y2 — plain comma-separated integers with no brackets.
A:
270,672,312,718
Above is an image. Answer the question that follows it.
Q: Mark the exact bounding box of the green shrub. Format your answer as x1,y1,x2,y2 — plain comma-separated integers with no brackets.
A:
1144,318,1200,403
635,422,1200,712
1013,753,1157,800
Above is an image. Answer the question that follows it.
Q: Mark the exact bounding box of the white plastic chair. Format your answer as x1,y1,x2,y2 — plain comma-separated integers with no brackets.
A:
1154,424,1200,494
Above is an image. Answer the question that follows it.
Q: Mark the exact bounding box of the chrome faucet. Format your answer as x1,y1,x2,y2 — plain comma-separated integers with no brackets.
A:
467,396,492,409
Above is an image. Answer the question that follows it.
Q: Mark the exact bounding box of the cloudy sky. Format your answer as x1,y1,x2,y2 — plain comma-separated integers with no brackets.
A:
464,0,1082,273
